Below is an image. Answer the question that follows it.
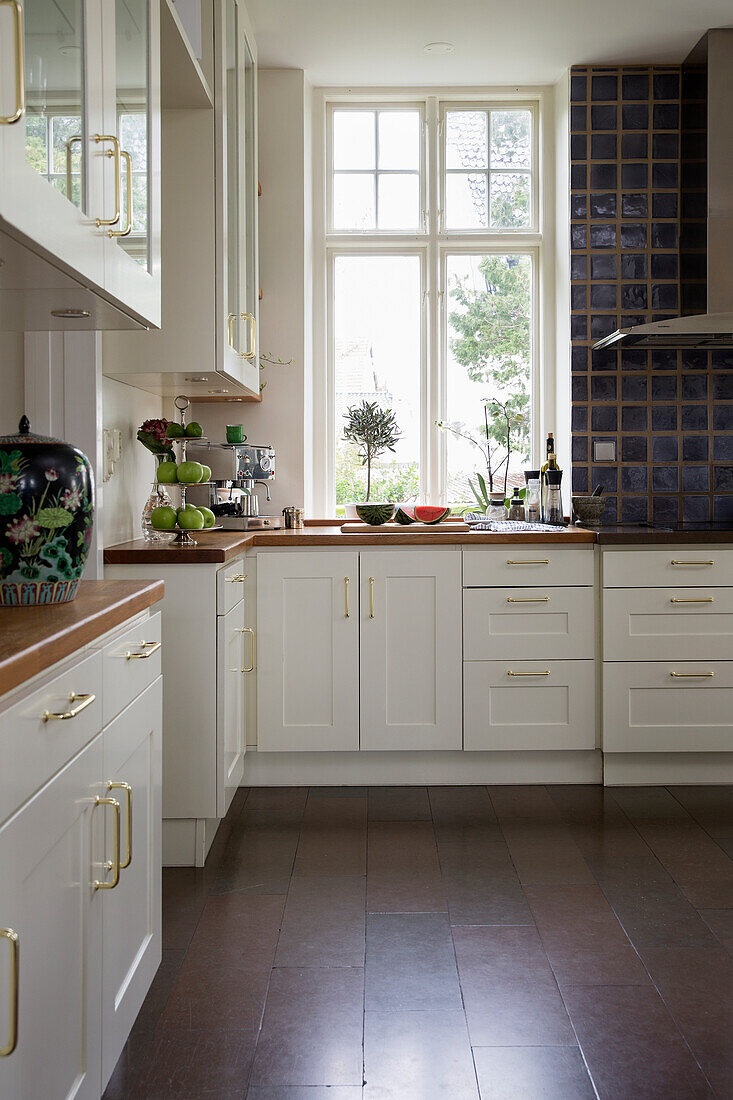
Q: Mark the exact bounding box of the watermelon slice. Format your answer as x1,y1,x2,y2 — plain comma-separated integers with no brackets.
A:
394,505,416,525
414,505,451,525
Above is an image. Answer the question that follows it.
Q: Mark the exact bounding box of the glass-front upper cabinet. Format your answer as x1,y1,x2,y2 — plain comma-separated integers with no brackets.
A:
0,0,160,328
215,0,258,392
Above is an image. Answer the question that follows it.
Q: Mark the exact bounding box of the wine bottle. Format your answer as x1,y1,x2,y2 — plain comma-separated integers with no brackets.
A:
541,432,559,522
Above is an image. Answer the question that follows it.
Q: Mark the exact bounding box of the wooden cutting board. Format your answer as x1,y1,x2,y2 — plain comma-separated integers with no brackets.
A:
340,521,469,533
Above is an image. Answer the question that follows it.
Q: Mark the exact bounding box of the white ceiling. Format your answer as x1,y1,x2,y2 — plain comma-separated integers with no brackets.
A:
246,0,733,86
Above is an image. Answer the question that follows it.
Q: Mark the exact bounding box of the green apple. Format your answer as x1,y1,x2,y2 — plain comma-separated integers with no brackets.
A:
176,461,204,484
166,423,184,438
156,460,178,484
198,506,216,529
185,422,203,437
151,505,177,530
177,508,205,530
199,464,212,483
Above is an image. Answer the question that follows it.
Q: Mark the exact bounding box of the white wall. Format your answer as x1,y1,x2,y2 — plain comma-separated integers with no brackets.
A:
190,68,312,516
0,335,25,435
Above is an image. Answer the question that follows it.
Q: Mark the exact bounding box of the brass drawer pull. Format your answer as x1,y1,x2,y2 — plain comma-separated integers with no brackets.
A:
42,691,96,722
507,596,550,603
126,640,161,660
108,149,133,237
94,796,121,891
226,573,247,583
507,669,550,677
240,627,255,673
107,781,133,870
369,577,375,619
670,671,714,678
670,597,714,604
0,928,18,1057
92,134,121,226
0,0,24,125
344,576,350,618
506,559,549,565
240,312,256,360
671,559,714,566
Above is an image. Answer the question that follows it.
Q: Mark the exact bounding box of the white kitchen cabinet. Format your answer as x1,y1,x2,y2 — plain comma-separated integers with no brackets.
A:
464,585,595,662
257,551,359,752
464,660,596,751
359,550,462,751
0,734,104,1100
603,587,733,662
217,596,247,816
463,546,594,588
0,0,161,329
101,677,162,1090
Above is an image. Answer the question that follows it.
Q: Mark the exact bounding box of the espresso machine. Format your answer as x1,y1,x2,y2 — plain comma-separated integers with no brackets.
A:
186,442,282,529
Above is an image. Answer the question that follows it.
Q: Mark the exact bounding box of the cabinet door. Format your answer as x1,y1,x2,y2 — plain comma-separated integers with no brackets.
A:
257,551,359,751
217,597,246,816
101,677,162,1090
0,0,106,289
0,734,103,1100
240,15,258,390
99,0,161,327
360,550,462,751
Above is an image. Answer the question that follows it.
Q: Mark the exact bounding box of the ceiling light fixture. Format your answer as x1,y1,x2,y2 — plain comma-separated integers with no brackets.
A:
423,41,454,54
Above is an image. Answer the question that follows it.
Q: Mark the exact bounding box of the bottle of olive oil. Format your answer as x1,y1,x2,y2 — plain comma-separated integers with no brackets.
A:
541,432,559,522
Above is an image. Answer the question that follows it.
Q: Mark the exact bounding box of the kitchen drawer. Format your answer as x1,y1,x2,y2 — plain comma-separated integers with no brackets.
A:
102,612,162,727
602,549,733,588
463,547,594,588
603,661,733,752
464,587,595,661
0,650,103,824
217,556,248,615
463,660,596,751
603,588,733,662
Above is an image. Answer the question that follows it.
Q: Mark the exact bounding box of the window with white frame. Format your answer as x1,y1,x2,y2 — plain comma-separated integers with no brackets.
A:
322,97,542,514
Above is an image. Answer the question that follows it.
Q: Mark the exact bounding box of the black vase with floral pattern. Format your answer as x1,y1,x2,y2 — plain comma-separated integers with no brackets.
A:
0,417,95,605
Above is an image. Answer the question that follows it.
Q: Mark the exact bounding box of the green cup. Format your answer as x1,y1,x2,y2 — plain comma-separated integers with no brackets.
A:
226,425,246,444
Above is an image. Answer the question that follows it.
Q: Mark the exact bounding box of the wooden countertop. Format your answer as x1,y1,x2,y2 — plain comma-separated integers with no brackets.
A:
0,579,165,697
103,523,597,563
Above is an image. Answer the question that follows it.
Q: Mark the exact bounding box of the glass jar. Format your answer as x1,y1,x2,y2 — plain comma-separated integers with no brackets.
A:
507,488,525,521
486,493,507,522
141,458,176,542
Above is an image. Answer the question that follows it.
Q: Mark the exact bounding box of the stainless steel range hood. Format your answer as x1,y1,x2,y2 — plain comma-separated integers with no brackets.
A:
594,29,733,352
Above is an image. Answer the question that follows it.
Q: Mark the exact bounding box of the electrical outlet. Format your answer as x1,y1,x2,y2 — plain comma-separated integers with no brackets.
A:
593,440,616,462
102,428,122,481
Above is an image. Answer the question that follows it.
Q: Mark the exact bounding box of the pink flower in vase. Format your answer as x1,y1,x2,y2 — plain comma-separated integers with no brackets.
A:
7,516,41,544
44,468,59,482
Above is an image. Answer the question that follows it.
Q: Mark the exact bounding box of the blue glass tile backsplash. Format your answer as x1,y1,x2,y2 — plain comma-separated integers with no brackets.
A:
570,63,732,524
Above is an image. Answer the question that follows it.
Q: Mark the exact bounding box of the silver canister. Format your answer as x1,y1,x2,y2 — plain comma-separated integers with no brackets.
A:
282,507,304,529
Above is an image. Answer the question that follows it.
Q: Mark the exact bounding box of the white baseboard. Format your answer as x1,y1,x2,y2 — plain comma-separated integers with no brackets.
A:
603,753,733,785
162,817,221,867
242,749,603,786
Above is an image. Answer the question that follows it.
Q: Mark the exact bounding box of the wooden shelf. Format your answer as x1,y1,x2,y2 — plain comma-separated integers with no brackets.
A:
160,0,213,109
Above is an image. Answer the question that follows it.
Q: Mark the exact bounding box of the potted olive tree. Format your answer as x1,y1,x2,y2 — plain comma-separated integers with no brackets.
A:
342,400,401,524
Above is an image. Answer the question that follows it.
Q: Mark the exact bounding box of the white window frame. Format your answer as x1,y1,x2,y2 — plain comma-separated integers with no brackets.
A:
312,88,555,516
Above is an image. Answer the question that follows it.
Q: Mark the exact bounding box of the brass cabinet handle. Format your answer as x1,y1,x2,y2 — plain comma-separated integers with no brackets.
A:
226,573,247,583
92,134,121,226
240,627,255,673
108,149,133,237
107,781,132,870
65,134,82,200
240,312,256,359
506,596,550,603
227,312,237,350
670,671,714,678
369,577,375,619
126,640,161,660
0,0,24,124
507,669,550,677
42,691,96,722
506,559,549,566
0,929,18,1057
671,559,714,566
344,576,350,618
670,597,714,604
94,796,121,891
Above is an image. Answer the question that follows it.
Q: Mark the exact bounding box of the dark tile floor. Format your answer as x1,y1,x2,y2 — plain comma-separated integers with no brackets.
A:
103,784,733,1100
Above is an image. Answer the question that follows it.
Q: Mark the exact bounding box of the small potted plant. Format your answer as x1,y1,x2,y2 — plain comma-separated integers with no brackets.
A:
342,400,401,525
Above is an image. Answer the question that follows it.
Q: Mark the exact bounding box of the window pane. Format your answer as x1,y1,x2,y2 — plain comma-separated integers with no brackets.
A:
333,173,375,230
378,111,419,170
445,111,487,170
334,255,421,505
378,173,419,230
444,254,532,506
490,172,531,228
333,110,375,170
445,172,487,229
25,114,47,174
490,110,531,169
119,112,147,171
